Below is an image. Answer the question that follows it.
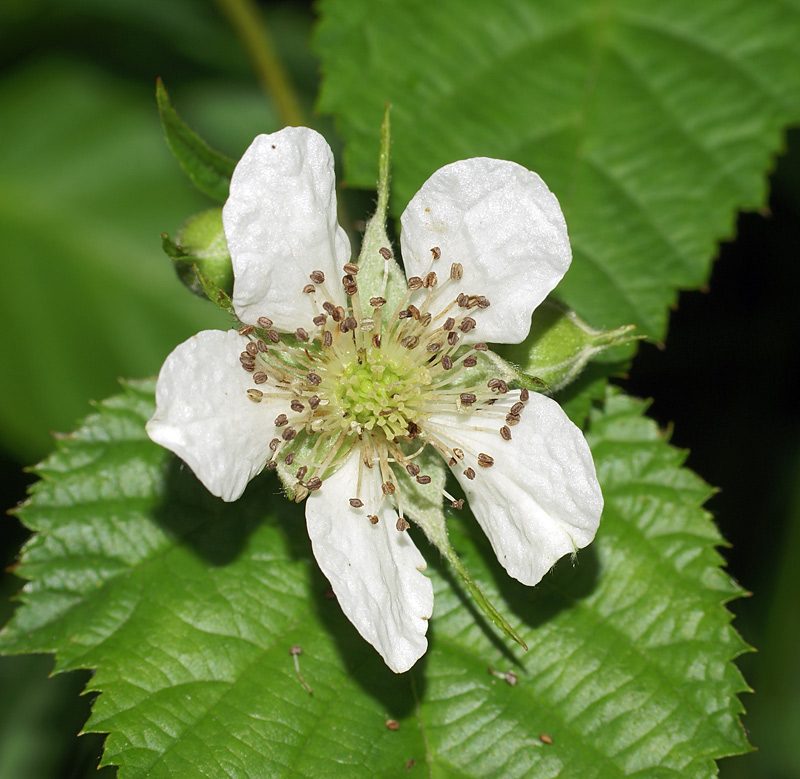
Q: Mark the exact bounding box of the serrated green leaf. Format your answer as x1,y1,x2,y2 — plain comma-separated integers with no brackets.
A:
156,79,236,202
315,0,800,340
1,381,749,777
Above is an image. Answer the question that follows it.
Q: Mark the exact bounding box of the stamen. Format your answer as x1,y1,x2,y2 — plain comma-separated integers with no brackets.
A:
430,247,441,260
477,453,494,468
310,270,325,284
257,317,273,329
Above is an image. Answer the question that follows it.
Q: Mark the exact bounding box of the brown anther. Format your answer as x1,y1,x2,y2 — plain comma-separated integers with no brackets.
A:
453,448,465,460
257,339,268,352
451,498,465,510
303,284,316,294
456,293,468,306
342,273,355,285
245,342,258,356
424,271,438,288
477,453,494,468
460,393,477,405
450,263,463,280
309,395,320,409
464,467,476,480
506,413,521,426
474,342,488,351
396,518,410,532
332,306,345,322
463,356,478,367
406,463,420,476
416,475,432,485
420,312,432,326
343,262,359,275
257,316,273,329
488,378,502,390
459,317,476,333
497,380,508,393
398,309,412,319
427,342,442,353
370,296,386,308
372,334,382,348
407,276,424,290
266,460,277,470
511,402,524,415
295,327,309,341
500,426,512,441
290,400,304,412
476,296,491,309
323,331,333,348
382,482,396,495
238,324,255,336
447,332,459,346
443,317,455,331
307,372,322,385
401,335,420,349
379,247,393,260
296,466,308,480
240,353,255,364
368,514,379,524
322,301,336,315
254,372,268,384
267,330,281,344
441,355,453,370
241,363,255,372
284,452,295,465
520,388,530,401
430,246,441,260
247,389,263,403
306,477,322,491
349,498,364,508
275,414,288,427
269,438,280,451
313,314,327,326
310,270,325,284
407,421,420,438
344,282,358,296
282,427,297,441
448,457,457,466
344,316,358,331
407,304,420,320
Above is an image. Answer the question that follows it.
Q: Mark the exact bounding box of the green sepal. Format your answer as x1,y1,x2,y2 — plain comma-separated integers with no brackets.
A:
499,300,642,393
156,78,236,202
405,449,526,651
356,105,406,319
193,264,237,319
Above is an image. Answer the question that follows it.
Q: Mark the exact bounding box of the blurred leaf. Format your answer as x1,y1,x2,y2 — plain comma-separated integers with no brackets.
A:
0,59,233,462
315,0,800,340
1,382,749,776
156,79,235,202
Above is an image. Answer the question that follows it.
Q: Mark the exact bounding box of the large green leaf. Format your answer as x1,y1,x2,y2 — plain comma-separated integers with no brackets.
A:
0,381,748,776
315,0,800,340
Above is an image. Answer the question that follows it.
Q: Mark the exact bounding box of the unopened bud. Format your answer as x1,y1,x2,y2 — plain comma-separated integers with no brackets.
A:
164,208,233,297
501,301,641,392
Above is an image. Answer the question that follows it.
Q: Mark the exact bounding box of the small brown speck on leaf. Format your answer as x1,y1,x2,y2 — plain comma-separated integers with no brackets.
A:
539,733,553,745
385,719,400,731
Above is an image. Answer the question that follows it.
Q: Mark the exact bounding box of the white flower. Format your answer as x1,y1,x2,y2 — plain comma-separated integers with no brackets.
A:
147,127,603,673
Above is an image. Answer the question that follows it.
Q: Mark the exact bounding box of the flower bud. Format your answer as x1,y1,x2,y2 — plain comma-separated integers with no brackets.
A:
164,208,233,297
501,300,640,392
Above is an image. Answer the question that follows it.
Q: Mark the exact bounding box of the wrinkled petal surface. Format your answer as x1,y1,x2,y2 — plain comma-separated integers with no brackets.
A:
426,392,602,585
306,450,433,673
223,127,350,332
401,158,571,344
147,329,284,502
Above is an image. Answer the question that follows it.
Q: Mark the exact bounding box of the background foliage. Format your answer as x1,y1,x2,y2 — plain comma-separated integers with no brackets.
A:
0,0,798,776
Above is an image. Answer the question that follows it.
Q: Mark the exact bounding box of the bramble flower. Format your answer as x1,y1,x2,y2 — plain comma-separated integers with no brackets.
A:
147,127,603,672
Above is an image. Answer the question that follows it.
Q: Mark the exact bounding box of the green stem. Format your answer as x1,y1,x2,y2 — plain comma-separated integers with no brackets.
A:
214,0,306,127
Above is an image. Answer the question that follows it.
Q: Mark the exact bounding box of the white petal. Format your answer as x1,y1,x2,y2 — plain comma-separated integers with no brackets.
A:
146,329,284,502
400,158,571,344
305,449,433,673
425,392,602,586
223,127,350,331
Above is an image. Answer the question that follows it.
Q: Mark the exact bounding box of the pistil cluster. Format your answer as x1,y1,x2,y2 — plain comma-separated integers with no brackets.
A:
236,248,530,526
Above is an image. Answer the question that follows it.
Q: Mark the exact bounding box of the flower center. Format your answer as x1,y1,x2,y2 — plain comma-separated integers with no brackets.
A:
234,249,529,515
